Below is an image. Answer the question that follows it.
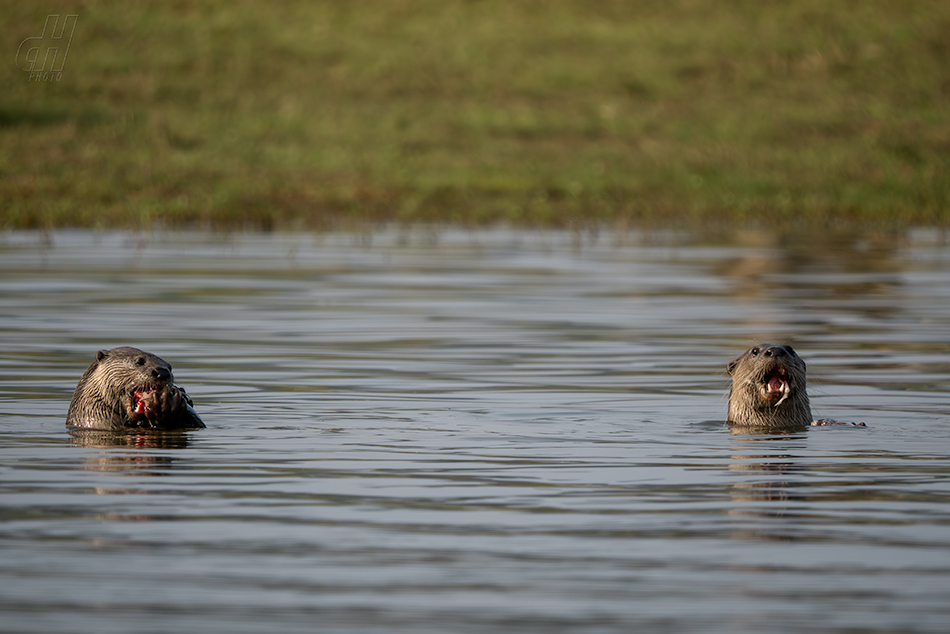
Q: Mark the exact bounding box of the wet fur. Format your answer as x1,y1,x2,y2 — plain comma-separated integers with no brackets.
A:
727,343,812,429
66,347,205,431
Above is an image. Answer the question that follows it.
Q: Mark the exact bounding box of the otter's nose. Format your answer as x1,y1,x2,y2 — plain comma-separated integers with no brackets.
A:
762,346,786,358
151,367,171,381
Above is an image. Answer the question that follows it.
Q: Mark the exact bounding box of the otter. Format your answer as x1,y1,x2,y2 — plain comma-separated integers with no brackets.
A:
726,343,864,429
66,347,205,431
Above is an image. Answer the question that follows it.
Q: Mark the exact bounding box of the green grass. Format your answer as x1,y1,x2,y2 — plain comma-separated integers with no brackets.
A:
2,0,949,230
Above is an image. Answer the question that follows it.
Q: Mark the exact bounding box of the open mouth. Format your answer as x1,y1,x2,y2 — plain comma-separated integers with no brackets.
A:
761,366,790,404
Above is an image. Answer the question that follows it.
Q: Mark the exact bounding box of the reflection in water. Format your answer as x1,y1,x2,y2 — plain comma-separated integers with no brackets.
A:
68,430,195,450
727,431,809,541
716,231,905,335
68,430,193,478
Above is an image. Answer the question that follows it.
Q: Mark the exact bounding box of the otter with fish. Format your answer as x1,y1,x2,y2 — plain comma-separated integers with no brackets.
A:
66,347,205,431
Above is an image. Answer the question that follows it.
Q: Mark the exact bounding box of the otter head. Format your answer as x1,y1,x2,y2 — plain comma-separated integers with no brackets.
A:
90,347,177,422
67,347,204,431
727,343,812,428
67,347,181,429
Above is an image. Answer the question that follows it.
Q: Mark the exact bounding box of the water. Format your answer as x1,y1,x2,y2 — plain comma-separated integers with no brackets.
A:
1,228,949,634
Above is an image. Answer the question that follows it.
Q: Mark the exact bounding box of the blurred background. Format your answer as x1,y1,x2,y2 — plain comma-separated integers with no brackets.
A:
3,0,949,230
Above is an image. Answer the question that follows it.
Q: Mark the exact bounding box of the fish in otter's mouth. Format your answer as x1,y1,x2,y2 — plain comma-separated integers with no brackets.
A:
760,365,791,406
131,388,158,418
128,383,170,423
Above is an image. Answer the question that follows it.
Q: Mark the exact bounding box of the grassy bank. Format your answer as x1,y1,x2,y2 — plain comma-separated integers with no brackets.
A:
2,0,949,230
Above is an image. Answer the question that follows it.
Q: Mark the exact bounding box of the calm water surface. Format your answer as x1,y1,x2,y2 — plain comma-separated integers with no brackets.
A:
1,228,949,633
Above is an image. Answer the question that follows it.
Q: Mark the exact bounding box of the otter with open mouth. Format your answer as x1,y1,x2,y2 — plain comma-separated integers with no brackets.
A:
726,343,863,429
66,347,205,431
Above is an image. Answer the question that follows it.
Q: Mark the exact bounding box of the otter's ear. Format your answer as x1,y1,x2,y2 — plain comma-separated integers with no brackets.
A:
95,349,110,362
727,359,738,375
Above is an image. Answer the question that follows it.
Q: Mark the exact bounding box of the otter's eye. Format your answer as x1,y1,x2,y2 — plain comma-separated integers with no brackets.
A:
135,357,146,366
751,347,760,356
785,346,797,356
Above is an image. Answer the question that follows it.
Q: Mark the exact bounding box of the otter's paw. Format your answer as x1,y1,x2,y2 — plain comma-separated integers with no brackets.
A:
155,385,188,420
812,418,867,427
175,385,195,408
131,385,187,426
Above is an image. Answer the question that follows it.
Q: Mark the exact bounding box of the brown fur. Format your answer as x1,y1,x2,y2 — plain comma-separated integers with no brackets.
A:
66,347,205,431
727,343,812,429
